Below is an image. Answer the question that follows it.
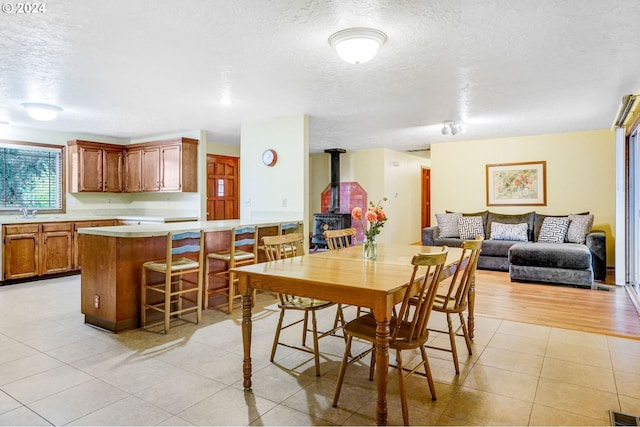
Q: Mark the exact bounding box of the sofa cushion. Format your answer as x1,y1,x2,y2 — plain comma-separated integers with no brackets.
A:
534,212,588,241
490,222,528,241
481,239,520,257
458,216,485,239
435,212,462,238
487,211,535,241
508,242,592,270
448,210,489,233
567,214,594,244
538,217,570,243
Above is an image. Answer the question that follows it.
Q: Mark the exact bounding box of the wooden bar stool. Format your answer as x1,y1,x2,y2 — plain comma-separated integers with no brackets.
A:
141,230,204,334
204,226,258,314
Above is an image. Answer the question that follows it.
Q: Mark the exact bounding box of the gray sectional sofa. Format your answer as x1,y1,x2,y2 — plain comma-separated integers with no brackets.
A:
421,210,606,288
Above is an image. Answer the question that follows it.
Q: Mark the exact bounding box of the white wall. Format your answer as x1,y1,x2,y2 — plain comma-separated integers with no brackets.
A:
310,148,429,245
240,115,309,236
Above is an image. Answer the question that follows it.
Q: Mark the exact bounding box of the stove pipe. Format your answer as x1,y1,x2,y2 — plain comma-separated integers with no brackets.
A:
325,148,346,213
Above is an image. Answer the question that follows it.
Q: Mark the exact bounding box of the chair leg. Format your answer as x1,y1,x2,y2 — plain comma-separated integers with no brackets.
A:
196,271,203,324
270,309,286,362
396,349,409,426
419,345,437,400
227,270,234,314
447,313,460,374
311,311,321,376
203,259,210,309
332,335,353,407
369,346,376,381
302,311,309,346
141,268,147,327
164,271,171,334
459,312,472,354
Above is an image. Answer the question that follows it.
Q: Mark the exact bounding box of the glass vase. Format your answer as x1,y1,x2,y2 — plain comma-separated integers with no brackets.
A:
363,236,377,260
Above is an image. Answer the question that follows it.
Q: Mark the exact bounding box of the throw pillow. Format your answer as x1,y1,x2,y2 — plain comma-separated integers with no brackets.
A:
458,216,484,240
489,222,528,241
436,212,462,238
538,217,570,243
566,214,594,244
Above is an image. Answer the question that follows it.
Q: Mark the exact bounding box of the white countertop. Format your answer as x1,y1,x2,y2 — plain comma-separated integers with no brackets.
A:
77,219,302,238
0,215,199,225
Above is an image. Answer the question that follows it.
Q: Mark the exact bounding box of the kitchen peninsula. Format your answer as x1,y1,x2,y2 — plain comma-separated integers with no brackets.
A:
78,219,301,332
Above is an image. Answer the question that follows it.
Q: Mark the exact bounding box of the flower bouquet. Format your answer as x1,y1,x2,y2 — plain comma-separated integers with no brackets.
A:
351,197,388,260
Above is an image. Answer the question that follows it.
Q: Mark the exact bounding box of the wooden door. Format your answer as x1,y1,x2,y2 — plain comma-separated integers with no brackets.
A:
124,148,142,192
40,223,72,275
141,147,160,191
421,168,431,229
79,145,103,192
207,155,239,220
3,224,39,280
103,148,123,192
160,144,182,191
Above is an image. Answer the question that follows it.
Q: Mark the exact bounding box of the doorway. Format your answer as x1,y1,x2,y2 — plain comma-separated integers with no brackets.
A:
421,168,431,229
206,155,239,220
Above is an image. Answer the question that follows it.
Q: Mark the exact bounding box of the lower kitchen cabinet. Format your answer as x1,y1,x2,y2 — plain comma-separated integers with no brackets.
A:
3,224,40,280
41,222,73,275
2,219,116,281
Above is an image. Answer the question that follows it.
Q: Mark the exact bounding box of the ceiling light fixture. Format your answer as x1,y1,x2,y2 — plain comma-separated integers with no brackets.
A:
441,120,465,136
21,103,63,121
328,27,387,64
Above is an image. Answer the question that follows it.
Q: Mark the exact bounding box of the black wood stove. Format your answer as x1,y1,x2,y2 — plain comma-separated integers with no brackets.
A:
312,148,351,249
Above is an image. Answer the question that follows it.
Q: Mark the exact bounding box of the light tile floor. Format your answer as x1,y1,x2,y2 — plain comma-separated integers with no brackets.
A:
1,274,639,426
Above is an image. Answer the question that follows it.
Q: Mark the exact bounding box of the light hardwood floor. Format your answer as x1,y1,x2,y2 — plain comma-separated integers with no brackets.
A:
474,269,640,339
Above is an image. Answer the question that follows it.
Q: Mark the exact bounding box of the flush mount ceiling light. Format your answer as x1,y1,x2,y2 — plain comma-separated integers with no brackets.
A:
328,27,387,64
21,103,62,121
441,120,466,136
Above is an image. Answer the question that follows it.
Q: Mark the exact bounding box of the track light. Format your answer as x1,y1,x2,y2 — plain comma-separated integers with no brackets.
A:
441,120,465,136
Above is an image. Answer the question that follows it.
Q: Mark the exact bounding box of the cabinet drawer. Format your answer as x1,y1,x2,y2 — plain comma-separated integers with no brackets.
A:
42,222,72,232
4,224,40,235
74,220,115,230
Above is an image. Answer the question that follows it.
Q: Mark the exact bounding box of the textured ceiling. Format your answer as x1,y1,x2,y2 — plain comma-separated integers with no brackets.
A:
1,0,639,153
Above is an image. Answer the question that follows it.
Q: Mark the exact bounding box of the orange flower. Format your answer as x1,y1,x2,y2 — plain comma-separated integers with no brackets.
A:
351,206,362,220
365,210,377,222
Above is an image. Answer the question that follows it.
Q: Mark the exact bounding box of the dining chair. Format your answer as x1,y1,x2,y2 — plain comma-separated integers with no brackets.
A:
263,232,344,377
141,230,204,334
426,236,483,374
323,227,357,250
204,226,258,314
332,247,448,426
324,227,367,324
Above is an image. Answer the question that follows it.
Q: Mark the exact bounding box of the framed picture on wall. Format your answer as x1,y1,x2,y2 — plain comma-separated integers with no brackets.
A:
486,161,547,206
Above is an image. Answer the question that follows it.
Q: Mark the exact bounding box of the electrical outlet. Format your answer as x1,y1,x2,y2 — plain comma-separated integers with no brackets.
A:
94,295,100,309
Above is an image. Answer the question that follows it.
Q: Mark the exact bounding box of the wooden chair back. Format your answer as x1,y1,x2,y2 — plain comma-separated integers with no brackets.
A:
279,221,302,235
437,236,483,312
166,230,204,271
262,233,305,261
324,228,357,250
392,248,448,346
230,226,258,262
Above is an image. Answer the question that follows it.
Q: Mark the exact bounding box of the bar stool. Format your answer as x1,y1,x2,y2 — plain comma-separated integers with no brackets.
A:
204,226,258,314
141,230,204,334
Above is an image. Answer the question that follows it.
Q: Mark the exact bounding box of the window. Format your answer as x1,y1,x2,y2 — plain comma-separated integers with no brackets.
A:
0,139,65,213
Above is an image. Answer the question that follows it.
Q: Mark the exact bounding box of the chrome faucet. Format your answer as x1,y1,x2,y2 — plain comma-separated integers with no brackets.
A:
21,207,28,218
31,209,37,217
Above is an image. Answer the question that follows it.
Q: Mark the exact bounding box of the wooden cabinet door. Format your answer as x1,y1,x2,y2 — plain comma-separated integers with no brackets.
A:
3,224,39,280
73,220,115,270
40,223,72,275
78,146,103,192
124,149,142,192
160,144,182,191
141,147,160,191
103,149,123,192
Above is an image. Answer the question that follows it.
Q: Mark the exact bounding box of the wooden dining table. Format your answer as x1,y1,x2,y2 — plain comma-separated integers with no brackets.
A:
233,243,470,426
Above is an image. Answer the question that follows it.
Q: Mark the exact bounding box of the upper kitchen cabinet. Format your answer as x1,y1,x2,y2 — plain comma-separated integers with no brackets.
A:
70,137,198,193
68,140,124,193
127,137,198,192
